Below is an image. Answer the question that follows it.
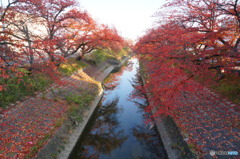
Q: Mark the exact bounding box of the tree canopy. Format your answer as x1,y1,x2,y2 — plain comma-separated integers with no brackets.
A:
0,0,127,89
135,0,239,115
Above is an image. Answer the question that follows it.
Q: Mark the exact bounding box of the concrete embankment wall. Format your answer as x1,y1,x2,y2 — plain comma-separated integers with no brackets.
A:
140,65,196,159
36,57,129,159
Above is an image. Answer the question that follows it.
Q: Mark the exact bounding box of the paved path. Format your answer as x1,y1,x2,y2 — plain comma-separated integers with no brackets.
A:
0,61,114,158
173,83,239,158
141,60,239,159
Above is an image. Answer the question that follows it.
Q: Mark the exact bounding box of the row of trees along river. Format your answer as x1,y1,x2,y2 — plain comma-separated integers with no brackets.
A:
134,0,240,116
0,0,132,90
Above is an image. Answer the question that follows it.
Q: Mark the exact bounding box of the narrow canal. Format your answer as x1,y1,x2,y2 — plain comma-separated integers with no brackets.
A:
69,58,167,159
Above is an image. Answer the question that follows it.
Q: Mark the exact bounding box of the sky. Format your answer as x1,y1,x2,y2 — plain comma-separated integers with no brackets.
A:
77,0,166,41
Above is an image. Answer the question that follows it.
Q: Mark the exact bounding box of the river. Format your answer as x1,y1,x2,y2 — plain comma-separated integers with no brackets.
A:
69,58,167,159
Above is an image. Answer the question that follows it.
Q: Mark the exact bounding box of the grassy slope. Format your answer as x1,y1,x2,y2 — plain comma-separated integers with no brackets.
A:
0,59,87,108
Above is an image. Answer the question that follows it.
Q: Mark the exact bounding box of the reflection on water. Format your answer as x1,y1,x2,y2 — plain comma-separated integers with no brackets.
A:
69,97,128,159
131,100,166,159
69,58,167,159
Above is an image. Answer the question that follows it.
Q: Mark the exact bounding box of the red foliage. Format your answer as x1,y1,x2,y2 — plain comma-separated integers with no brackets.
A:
0,0,127,90
63,20,125,59
0,98,68,158
134,0,239,116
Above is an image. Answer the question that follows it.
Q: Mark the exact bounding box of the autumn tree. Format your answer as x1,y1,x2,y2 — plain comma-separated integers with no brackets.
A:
45,7,125,61
0,0,22,77
55,10,94,59
135,23,200,115
72,23,125,61
0,0,85,85
158,0,240,77
0,0,126,93
214,0,240,56
134,0,239,116
0,0,75,69
26,0,81,64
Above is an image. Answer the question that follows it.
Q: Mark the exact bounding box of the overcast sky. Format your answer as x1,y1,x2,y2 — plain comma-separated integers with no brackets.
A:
78,0,166,41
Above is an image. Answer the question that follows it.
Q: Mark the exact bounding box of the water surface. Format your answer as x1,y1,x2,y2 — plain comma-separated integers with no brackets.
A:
69,58,167,159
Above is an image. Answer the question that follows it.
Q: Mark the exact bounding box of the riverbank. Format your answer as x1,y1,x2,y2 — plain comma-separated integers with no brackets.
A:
0,57,128,158
139,61,239,158
140,66,195,159
54,56,129,159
